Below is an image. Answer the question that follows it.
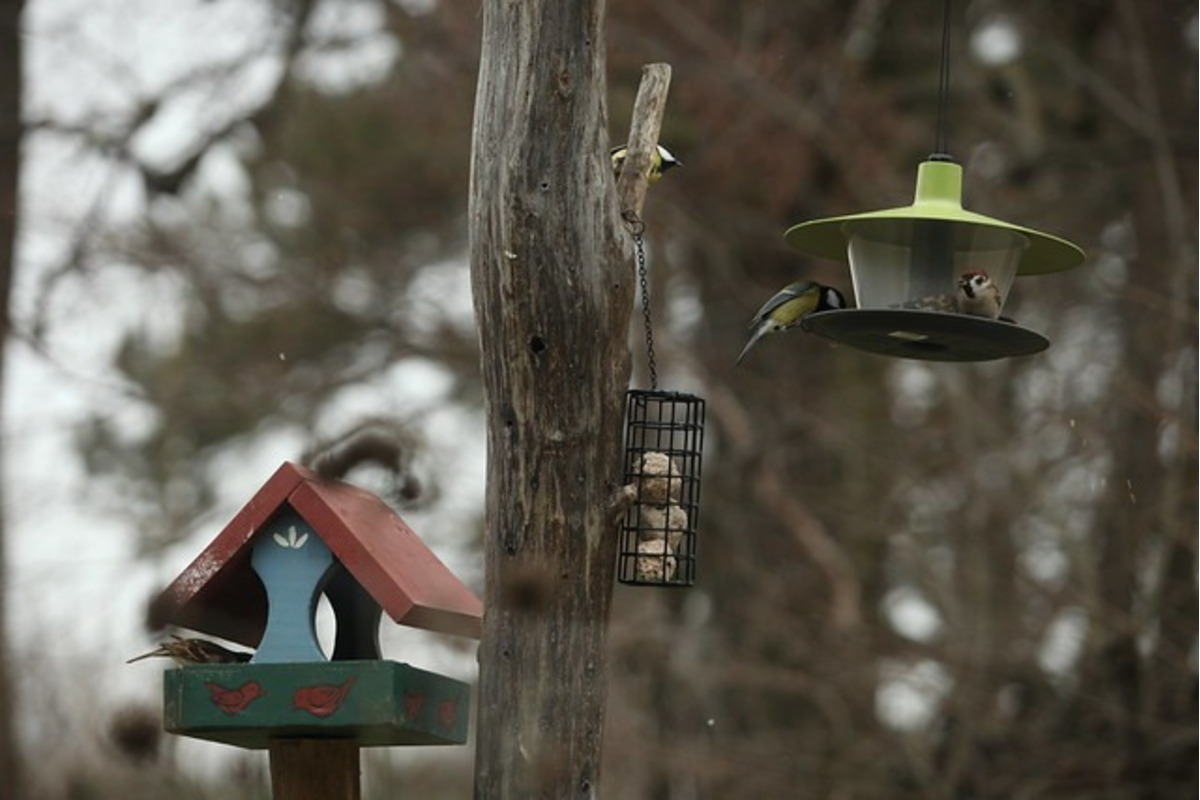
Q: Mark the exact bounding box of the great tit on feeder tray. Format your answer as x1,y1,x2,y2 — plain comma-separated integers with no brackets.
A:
737,280,848,364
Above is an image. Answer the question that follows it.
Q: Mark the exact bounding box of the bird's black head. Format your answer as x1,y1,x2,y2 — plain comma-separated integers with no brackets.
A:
655,145,681,173
817,286,848,311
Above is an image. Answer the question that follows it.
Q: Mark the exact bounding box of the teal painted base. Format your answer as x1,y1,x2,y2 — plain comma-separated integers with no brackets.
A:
163,660,470,749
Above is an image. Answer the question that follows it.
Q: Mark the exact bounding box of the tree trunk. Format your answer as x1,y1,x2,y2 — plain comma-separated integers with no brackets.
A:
0,2,23,797
468,1,631,797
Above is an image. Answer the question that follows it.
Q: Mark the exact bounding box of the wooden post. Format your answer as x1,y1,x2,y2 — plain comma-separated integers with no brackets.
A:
269,739,360,800
469,1,647,795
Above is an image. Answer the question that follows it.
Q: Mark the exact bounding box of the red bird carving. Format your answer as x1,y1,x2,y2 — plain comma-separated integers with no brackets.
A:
404,691,426,721
437,698,458,730
293,678,358,718
205,680,266,715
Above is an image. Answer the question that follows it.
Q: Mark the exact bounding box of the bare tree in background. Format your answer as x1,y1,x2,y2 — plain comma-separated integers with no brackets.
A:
6,0,1193,797
0,2,23,796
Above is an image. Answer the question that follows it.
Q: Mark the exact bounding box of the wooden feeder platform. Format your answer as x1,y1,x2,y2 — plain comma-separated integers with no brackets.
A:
141,459,483,772
164,660,469,749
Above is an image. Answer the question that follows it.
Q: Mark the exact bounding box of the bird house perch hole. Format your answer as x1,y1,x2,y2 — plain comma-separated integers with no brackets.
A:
618,390,705,587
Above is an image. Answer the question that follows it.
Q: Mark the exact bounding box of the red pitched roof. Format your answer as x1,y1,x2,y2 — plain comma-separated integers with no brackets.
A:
154,462,482,646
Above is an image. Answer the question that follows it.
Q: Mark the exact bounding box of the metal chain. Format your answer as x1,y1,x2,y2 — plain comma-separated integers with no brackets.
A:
622,210,658,390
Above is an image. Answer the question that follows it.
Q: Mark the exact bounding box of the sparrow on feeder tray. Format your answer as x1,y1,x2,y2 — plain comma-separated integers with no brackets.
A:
956,269,1003,319
898,270,1004,319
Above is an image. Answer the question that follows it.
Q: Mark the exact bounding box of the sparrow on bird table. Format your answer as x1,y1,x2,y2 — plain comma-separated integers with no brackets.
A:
126,635,252,666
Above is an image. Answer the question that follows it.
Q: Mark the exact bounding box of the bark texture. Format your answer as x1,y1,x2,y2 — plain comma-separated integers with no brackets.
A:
468,1,631,797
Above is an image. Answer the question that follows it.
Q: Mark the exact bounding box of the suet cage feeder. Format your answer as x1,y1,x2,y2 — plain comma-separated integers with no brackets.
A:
785,158,1085,361
618,390,705,587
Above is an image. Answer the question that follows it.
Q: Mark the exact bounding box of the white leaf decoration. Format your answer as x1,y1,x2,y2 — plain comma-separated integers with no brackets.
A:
271,525,310,549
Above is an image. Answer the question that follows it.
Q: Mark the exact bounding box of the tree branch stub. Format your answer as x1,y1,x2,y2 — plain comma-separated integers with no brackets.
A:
616,63,673,220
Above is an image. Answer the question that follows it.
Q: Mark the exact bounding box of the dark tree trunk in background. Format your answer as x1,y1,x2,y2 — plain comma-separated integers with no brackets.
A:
468,0,631,796
1075,4,1198,793
0,1,22,797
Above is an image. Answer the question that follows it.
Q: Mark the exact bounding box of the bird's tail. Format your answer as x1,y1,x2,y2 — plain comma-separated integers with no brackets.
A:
125,647,168,664
736,323,770,365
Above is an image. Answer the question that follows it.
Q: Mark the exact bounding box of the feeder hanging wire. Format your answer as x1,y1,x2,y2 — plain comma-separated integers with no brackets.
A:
623,209,658,391
933,0,954,158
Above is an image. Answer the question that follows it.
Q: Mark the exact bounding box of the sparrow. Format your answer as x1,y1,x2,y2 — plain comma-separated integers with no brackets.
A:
126,635,252,666
610,144,681,184
737,280,847,364
897,271,1004,319
956,269,1003,319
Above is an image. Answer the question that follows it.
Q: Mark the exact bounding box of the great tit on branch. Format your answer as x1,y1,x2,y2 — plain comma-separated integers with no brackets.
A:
737,280,847,364
610,144,681,184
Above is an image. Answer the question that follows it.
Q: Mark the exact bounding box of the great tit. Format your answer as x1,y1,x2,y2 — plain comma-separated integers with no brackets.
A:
610,144,681,184
737,280,847,364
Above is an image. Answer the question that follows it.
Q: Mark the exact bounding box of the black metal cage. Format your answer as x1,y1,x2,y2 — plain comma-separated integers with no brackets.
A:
617,390,705,586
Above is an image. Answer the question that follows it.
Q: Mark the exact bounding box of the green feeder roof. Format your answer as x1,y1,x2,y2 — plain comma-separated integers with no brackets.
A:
784,159,1085,275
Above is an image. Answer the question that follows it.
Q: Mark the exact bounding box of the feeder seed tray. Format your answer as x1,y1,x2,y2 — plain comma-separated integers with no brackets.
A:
803,308,1049,362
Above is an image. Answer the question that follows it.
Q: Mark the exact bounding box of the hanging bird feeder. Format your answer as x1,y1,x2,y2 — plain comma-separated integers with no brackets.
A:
781,0,1084,362
785,157,1085,361
616,212,706,587
612,67,706,587
617,390,704,586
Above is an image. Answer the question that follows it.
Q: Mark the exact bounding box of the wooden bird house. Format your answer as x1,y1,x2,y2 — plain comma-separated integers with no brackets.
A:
148,461,481,749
